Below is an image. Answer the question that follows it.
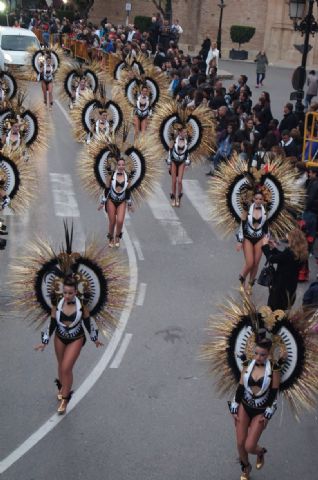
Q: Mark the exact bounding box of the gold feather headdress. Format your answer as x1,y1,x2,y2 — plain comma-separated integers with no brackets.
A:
0,147,37,213
148,100,216,164
201,295,318,419
208,154,305,238
78,130,162,206
9,221,130,337
69,83,124,143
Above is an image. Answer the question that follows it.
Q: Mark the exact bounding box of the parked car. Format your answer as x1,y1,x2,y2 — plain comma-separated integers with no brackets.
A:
0,26,40,69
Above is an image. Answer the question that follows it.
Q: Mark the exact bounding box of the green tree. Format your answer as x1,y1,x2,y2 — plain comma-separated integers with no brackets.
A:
152,0,172,21
230,25,256,50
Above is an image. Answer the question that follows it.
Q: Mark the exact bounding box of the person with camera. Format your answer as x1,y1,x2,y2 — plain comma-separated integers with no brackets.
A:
262,227,308,310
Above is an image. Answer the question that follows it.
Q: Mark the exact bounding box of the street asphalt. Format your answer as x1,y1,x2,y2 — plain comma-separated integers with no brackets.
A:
0,64,317,480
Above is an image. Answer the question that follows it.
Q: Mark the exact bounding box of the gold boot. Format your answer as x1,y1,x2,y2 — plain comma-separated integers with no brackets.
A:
57,394,72,415
170,194,176,207
239,275,245,293
115,232,122,248
246,280,255,296
176,193,183,207
240,462,251,480
256,448,267,470
54,378,62,401
107,233,114,248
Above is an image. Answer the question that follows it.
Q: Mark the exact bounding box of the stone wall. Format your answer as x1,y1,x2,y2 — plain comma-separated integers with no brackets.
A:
89,0,156,26
173,0,267,55
89,0,318,66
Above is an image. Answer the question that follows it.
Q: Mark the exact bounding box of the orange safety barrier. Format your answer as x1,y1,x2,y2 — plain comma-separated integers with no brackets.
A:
31,30,109,65
302,111,318,165
91,47,109,66
75,41,89,61
33,27,43,43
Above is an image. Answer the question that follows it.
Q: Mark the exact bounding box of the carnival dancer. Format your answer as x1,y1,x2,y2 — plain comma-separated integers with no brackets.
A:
0,148,35,209
0,147,36,249
105,51,149,83
98,157,132,247
34,275,104,413
166,127,190,207
150,100,215,207
0,70,18,110
201,298,318,480
38,55,55,110
11,222,129,414
69,83,123,144
71,77,91,107
29,46,62,110
236,190,268,293
112,60,169,136
229,333,280,480
55,60,102,111
0,91,48,160
78,131,162,247
209,154,305,294
2,117,22,150
133,84,151,137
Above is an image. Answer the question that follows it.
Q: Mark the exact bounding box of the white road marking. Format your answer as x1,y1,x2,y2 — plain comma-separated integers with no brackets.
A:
55,99,72,125
125,212,144,260
183,179,211,222
148,186,193,245
0,224,138,474
132,239,144,261
109,333,133,369
49,173,80,218
136,282,147,306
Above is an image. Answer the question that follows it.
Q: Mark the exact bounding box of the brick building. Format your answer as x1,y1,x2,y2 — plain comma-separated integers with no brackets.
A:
89,0,318,66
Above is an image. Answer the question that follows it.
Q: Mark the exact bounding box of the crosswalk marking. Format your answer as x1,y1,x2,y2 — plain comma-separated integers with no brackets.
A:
49,173,85,250
148,186,193,245
183,179,211,222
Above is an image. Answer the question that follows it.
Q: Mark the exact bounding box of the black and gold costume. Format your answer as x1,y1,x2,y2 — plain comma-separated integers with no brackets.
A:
41,297,98,346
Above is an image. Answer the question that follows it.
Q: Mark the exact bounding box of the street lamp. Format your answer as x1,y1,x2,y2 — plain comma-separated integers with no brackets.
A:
0,1,6,13
216,1,226,58
289,0,318,116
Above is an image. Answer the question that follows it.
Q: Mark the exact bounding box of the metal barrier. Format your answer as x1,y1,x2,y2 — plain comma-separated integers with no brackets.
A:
302,111,318,165
31,29,110,66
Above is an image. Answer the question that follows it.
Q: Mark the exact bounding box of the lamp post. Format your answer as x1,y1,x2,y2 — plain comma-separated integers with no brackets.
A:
289,0,318,116
216,1,226,58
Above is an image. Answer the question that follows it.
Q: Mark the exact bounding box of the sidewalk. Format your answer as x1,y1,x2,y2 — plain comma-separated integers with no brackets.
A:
217,68,234,80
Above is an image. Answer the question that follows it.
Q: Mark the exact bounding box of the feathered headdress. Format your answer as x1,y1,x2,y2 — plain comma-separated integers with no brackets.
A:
9,221,130,337
78,129,162,206
201,295,318,419
148,100,216,164
69,82,124,142
208,154,305,238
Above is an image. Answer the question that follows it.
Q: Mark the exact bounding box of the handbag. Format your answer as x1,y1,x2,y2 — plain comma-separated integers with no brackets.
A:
257,261,275,287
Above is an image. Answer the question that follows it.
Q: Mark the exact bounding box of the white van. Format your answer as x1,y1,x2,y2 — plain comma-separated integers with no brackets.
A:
0,27,41,69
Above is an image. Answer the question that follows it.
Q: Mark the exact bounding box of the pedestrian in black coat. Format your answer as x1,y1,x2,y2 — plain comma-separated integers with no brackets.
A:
262,228,308,311
279,103,298,132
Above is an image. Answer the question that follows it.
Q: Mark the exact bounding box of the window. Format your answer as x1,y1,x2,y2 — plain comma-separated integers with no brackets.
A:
1,36,39,51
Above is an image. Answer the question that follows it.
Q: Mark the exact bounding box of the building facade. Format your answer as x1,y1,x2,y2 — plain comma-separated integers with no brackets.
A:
89,0,318,66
